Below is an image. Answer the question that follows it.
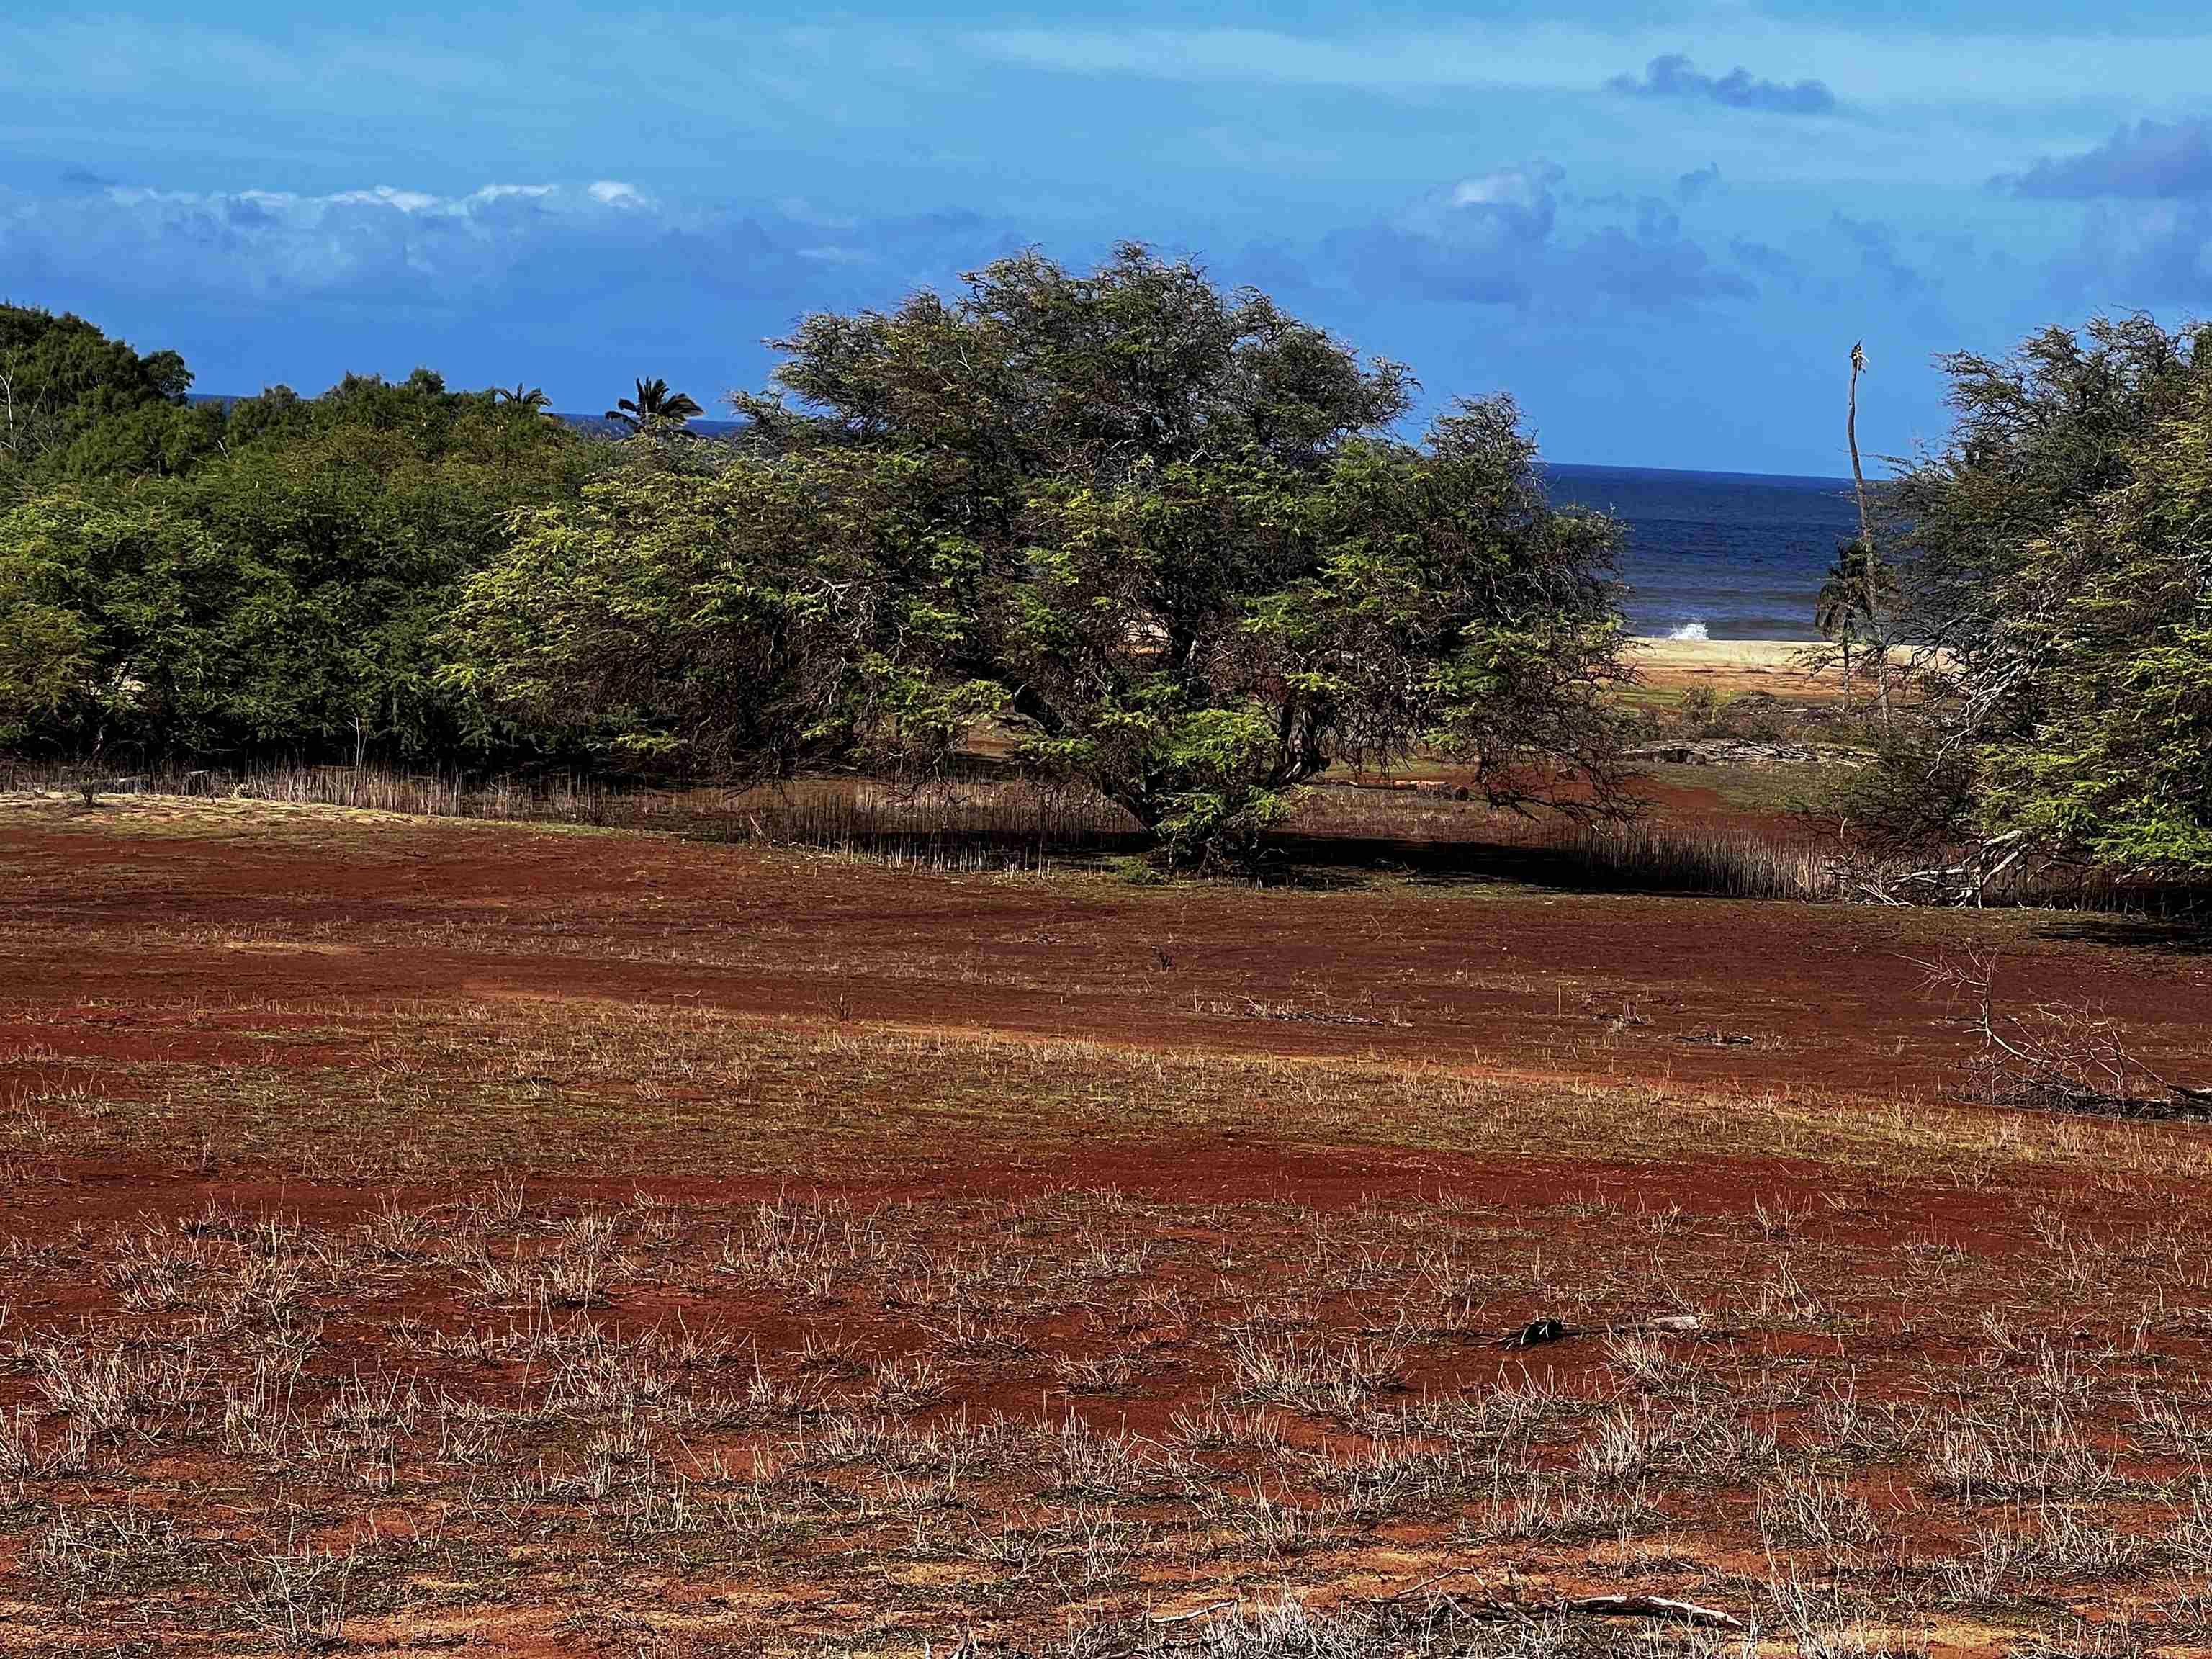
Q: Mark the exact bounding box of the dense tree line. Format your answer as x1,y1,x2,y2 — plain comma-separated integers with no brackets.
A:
3,252,1635,861
6,264,2206,876
0,332,590,765
444,249,1632,856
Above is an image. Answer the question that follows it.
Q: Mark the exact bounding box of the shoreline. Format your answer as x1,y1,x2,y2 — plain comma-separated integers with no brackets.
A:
1629,636,1818,666
1627,635,1883,697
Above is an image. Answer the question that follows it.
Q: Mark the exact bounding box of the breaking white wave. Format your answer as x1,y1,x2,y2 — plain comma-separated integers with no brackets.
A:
1665,619,1711,642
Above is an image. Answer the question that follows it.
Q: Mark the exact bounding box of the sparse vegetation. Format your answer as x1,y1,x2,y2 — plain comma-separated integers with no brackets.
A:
4,292,2212,1657
0,793,2203,1653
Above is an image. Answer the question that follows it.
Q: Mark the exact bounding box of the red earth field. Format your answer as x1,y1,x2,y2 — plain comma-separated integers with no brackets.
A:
1,790,2209,1655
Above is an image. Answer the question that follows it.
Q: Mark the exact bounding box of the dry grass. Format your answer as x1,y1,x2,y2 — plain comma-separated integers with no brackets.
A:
4,758,1139,872
15,757,2203,915
0,795,2206,1654
4,1159,2211,1652
7,992,2211,1192
1547,818,2206,912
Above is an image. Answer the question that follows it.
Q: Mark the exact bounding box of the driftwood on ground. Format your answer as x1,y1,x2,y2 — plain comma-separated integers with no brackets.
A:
1125,1582,1748,1653
1495,1311,1704,1348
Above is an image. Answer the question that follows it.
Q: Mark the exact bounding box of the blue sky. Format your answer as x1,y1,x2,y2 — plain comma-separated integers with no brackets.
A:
4,4,2208,472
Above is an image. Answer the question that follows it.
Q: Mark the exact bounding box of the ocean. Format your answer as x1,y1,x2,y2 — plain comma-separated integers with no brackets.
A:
1542,463,1861,642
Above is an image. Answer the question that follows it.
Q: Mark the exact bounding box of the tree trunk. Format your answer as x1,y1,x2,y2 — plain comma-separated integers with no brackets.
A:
1846,343,1893,737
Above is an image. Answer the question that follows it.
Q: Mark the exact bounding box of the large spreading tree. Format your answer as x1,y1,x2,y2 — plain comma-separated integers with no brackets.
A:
449,246,1634,858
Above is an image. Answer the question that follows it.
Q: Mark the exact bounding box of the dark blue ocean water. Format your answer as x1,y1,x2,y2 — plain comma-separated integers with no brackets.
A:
1542,463,1860,641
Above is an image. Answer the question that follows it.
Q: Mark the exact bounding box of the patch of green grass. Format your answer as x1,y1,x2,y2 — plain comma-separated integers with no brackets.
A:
1637,760,1845,814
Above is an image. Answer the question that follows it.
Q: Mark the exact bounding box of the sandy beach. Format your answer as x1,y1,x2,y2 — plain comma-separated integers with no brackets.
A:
1629,634,1879,698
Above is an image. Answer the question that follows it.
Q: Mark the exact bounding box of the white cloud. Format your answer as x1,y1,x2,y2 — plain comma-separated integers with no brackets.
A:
1308,158,1750,314
328,186,441,212
1450,166,1555,211
0,180,704,305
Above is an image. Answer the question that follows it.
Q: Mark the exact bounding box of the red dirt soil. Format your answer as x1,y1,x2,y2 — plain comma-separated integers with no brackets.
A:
2,798,2210,1655
3,799,2206,1102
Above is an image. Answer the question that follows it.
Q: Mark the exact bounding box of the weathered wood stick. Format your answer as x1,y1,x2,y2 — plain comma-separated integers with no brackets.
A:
1559,1592,1746,1630
1498,1312,1704,1348
1146,1599,1238,1627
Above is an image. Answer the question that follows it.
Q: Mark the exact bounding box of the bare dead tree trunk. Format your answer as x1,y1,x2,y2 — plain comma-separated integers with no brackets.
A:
1847,341,1893,736
1848,343,1871,546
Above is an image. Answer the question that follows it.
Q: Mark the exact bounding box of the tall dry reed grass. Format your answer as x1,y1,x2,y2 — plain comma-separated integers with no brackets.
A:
1545,819,2203,916
4,757,2199,914
0,760,1140,873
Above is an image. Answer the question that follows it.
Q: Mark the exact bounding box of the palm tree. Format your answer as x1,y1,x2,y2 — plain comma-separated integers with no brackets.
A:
494,382,552,413
605,377,703,435
1817,536,1882,701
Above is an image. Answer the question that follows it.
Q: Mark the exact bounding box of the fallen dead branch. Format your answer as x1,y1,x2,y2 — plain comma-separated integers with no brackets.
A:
1496,1312,1704,1348
1914,948,2208,1119
1111,1586,1746,1655
1547,1593,1744,1631
1386,1568,1745,1632
1145,1601,1238,1627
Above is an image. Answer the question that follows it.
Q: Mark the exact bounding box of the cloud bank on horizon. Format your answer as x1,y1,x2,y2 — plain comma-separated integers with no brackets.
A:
1606,54,1837,117
3,3,2208,474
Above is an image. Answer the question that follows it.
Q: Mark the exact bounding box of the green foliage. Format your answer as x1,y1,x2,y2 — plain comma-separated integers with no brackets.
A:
0,367,590,762
439,445,992,780
750,244,1413,477
0,303,211,485
1891,316,2196,667
605,377,704,435
1974,377,2212,872
1875,315,2212,874
713,246,1628,858
0,552,99,748
1815,535,1891,650
6,276,1632,868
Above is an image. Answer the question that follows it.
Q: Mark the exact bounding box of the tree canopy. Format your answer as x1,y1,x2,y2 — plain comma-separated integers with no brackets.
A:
753,244,1410,457
0,303,211,483
1871,315,2212,876
1,365,592,764
2,265,1637,865
439,444,981,782
452,248,1631,858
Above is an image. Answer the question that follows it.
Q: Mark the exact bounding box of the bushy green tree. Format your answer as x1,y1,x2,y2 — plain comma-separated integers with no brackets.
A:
0,553,101,750
0,304,214,485
1891,316,2195,666
1972,372,2212,873
461,247,1632,858
1866,315,2212,876
994,400,1627,856
439,445,993,780
0,367,591,762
